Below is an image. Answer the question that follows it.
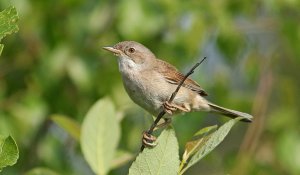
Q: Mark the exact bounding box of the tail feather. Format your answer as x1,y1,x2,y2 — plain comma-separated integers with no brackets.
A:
208,102,253,122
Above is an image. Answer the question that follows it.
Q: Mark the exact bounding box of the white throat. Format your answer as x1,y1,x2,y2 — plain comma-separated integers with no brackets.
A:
118,56,141,73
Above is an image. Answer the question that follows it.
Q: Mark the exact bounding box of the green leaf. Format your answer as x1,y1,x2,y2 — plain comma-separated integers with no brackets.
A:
180,125,217,171
25,167,60,175
0,135,19,172
180,118,242,174
80,98,120,175
51,114,81,142
0,6,19,55
129,127,180,175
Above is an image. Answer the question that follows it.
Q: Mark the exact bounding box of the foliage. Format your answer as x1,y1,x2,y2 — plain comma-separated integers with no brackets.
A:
0,6,18,55
0,135,19,172
129,127,180,175
0,5,19,173
52,99,244,175
179,118,241,174
80,98,120,175
128,117,243,175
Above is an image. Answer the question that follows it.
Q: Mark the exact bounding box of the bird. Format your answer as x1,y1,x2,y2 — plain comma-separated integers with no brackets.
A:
103,41,253,146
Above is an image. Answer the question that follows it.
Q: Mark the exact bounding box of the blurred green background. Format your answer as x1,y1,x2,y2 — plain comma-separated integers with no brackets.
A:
1,0,300,174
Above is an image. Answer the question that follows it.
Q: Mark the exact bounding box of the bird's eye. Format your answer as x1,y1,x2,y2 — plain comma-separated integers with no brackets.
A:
128,47,135,53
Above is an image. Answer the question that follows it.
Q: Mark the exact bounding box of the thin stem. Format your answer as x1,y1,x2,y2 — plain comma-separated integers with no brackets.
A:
140,57,207,152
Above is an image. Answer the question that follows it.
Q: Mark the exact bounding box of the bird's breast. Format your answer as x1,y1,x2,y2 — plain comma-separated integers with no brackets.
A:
120,69,168,116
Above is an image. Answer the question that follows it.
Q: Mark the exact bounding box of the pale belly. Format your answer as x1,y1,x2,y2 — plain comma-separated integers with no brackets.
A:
121,72,170,116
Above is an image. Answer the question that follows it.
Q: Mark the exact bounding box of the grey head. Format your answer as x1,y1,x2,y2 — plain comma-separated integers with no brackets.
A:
103,41,157,68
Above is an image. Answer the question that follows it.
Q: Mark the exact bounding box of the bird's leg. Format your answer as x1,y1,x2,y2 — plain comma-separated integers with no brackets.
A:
142,118,172,148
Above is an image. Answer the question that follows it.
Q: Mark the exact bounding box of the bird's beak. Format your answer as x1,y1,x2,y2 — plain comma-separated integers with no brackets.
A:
102,46,121,55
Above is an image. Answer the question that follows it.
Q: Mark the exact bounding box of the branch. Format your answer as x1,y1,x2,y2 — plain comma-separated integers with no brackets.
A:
140,57,207,152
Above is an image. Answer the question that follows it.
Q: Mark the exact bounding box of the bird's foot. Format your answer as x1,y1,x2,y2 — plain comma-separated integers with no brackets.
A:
142,118,171,148
142,131,157,148
163,101,189,115
163,101,178,115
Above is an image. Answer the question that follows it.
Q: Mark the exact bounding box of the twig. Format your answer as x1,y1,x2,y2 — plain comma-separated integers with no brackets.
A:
140,57,207,152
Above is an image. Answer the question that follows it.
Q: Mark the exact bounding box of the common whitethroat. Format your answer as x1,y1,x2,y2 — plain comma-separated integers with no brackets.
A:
103,41,253,124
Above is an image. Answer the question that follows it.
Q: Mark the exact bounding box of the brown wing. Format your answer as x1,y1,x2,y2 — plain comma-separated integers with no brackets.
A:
155,59,208,96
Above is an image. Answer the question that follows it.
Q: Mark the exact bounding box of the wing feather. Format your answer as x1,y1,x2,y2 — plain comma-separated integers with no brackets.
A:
154,59,208,96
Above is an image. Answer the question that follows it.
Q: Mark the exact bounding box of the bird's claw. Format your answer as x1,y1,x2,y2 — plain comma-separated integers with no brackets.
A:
142,131,157,148
163,101,190,114
163,101,177,115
